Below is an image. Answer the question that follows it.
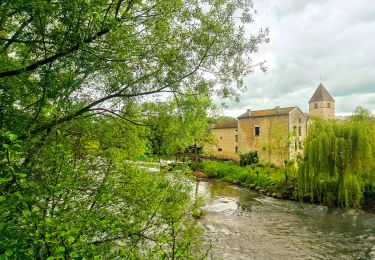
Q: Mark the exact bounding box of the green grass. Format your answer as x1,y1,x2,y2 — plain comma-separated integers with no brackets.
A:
199,161,296,193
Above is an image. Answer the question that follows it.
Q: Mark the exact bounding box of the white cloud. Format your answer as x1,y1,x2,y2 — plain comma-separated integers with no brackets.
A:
221,0,375,117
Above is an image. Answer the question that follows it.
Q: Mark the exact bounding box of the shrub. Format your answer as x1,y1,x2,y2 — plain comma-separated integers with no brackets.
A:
239,151,259,166
199,161,278,190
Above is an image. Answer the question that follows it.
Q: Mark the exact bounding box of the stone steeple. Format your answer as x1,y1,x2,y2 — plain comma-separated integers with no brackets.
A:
308,83,335,119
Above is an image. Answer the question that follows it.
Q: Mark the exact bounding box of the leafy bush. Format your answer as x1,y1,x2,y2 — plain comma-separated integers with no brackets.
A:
239,151,259,166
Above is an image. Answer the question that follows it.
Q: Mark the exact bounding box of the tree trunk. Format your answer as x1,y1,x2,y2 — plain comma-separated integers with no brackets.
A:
194,140,198,164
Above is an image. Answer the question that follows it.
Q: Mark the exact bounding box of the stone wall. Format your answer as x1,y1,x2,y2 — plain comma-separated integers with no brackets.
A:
309,101,335,119
205,127,239,161
288,108,308,161
237,114,290,165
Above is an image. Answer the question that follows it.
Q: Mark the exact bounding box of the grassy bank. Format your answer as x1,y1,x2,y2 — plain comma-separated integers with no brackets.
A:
198,161,296,199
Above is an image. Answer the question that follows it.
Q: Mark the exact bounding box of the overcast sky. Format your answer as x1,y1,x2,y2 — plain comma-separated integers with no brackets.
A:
220,0,375,117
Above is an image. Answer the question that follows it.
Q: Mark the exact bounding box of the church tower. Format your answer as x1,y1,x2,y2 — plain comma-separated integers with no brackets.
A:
308,83,335,119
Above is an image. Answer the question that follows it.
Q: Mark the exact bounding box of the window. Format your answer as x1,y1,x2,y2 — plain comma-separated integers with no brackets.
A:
295,141,298,151
327,102,331,108
298,126,302,136
314,103,318,109
235,147,238,153
218,148,222,152
255,126,260,136
219,137,222,140
298,118,301,123
235,135,238,142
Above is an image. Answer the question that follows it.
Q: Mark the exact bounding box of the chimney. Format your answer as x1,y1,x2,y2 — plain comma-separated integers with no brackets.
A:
247,109,251,116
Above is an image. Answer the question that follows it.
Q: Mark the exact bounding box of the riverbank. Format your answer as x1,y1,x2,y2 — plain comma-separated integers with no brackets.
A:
193,161,375,212
196,161,296,200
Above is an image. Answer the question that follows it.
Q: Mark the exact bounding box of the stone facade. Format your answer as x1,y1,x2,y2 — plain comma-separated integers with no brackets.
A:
204,83,334,165
205,120,239,161
309,100,335,119
237,107,307,165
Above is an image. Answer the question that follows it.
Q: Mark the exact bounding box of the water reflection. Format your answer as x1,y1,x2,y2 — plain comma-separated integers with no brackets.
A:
197,179,375,260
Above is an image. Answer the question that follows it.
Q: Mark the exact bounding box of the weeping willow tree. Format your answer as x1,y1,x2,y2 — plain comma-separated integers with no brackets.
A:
298,107,375,209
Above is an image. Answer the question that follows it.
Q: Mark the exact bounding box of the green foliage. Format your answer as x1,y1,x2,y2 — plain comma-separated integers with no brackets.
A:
145,92,215,155
239,151,259,166
0,0,267,257
298,108,375,209
0,126,203,259
199,161,291,190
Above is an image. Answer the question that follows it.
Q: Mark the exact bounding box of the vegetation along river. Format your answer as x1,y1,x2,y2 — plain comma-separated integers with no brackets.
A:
195,179,375,260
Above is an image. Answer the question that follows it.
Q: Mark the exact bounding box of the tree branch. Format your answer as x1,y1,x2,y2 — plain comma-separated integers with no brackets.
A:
88,108,151,126
22,39,214,138
0,27,109,78
1,15,33,52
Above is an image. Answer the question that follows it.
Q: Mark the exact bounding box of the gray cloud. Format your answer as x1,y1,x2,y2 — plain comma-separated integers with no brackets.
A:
222,0,375,117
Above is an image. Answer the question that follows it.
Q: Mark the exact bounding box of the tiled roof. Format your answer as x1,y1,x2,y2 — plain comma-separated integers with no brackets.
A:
213,119,238,129
309,83,335,103
237,107,296,119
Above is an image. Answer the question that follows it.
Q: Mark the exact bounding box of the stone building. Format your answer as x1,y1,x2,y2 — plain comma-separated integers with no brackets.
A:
204,83,334,165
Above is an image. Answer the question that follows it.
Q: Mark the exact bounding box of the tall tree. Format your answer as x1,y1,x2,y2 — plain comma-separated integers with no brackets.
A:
0,0,268,138
0,0,267,257
146,91,215,158
297,107,375,209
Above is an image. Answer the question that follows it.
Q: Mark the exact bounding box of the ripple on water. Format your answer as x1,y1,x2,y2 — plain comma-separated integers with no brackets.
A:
197,180,375,260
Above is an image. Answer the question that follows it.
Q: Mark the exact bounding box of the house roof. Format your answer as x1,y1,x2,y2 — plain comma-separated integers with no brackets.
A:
213,119,238,129
309,83,335,103
237,107,296,119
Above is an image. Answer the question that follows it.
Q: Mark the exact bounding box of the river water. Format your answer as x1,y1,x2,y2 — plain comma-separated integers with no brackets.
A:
195,179,375,260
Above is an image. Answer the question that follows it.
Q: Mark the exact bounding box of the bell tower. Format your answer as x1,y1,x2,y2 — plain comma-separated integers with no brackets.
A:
308,83,335,119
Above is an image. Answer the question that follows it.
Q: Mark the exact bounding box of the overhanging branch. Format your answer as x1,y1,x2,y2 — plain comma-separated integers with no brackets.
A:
22,40,215,138
0,28,109,78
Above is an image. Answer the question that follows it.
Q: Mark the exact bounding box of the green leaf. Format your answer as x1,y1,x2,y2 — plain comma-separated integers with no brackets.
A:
0,196,6,201
69,251,80,258
5,249,13,256
45,233,51,242
11,143,22,150
18,173,27,178
67,236,75,244
22,210,31,218
57,246,65,252
8,133,18,141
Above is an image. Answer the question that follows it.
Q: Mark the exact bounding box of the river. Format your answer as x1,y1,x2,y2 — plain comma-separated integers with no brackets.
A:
195,179,375,260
